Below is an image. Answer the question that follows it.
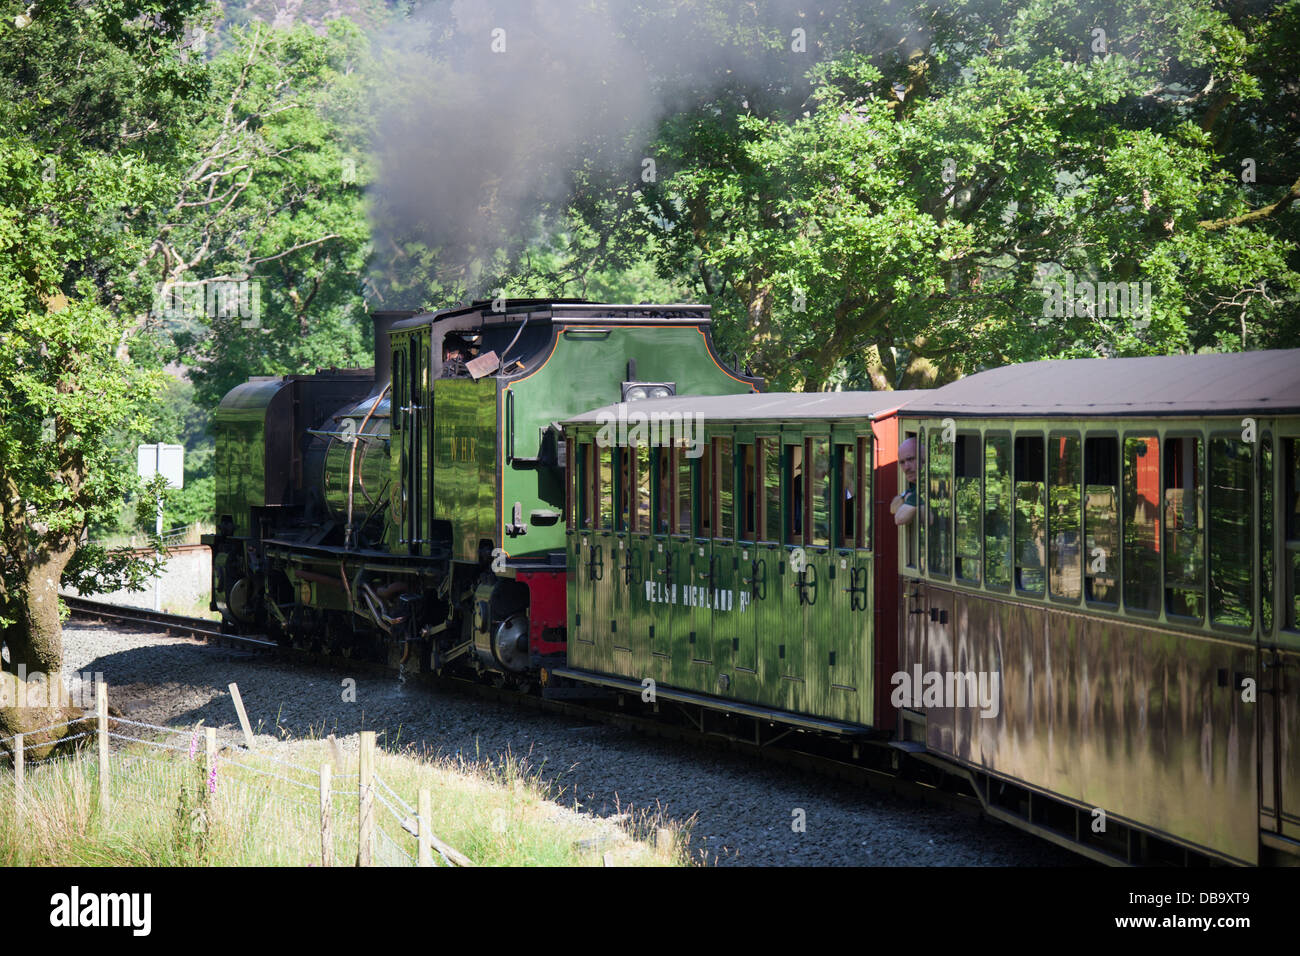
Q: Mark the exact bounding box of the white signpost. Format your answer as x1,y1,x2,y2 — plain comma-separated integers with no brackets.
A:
137,443,184,610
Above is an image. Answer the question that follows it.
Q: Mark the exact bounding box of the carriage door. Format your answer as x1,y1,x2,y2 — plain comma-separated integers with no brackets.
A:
1261,433,1300,845
827,434,870,724
898,427,928,738
647,447,677,681
610,446,633,662
751,436,785,710
689,439,715,692
780,436,807,712
625,442,652,674
731,437,760,689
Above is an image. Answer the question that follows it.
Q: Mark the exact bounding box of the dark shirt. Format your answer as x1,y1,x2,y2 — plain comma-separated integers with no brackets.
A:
902,483,917,507
439,357,470,379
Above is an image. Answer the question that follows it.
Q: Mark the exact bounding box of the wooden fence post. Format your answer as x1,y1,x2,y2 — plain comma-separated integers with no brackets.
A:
203,728,217,804
358,731,375,867
320,763,334,867
418,788,432,867
227,683,256,751
14,733,23,823
96,681,109,809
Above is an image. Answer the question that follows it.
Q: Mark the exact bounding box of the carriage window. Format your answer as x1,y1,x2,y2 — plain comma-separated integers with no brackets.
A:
698,441,713,538
811,438,832,548
1164,435,1204,619
837,442,855,549
954,433,981,584
786,443,804,545
655,448,671,534
716,437,734,540
598,445,613,530
616,448,631,532
1261,436,1273,632
1286,438,1300,630
1124,435,1160,613
1049,433,1082,600
1014,434,1045,594
578,441,593,530
1208,437,1252,629
1084,436,1119,605
984,434,1012,588
675,447,692,535
635,444,651,534
928,431,953,577
761,438,781,543
739,443,756,541
857,437,872,549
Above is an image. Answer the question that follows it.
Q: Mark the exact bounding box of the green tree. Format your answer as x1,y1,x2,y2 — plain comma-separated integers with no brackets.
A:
143,19,378,410
0,0,207,748
573,0,1300,388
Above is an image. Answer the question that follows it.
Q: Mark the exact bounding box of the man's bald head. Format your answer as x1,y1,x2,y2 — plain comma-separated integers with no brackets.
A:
899,437,919,483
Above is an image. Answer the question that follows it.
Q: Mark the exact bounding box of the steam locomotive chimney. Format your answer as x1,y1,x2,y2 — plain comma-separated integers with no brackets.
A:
369,310,416,394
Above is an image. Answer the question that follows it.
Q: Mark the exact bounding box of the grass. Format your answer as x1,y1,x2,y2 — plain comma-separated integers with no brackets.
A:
0,735,692,867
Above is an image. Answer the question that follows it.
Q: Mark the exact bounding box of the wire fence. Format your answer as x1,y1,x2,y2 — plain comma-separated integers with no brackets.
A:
0,685,469,867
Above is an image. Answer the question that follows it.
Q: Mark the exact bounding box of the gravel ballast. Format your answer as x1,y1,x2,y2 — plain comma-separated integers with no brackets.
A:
60,620,1080,866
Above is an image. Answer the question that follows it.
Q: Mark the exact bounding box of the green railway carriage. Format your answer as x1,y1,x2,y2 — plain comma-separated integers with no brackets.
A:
894,349,1300,865
556,391,919,734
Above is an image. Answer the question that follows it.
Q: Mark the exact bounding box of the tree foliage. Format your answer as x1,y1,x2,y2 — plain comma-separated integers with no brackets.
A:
548,0,1300,389
0,0,211,745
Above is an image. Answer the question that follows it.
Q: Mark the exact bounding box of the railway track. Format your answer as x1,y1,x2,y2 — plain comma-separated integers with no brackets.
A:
64,595,1043,857
61,596,278,654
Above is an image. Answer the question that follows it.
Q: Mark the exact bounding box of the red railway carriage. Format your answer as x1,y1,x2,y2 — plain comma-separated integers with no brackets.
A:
895,349,1300,865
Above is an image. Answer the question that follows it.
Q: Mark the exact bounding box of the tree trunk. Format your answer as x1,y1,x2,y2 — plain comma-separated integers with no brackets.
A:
0,543,83,761
863,344,892,391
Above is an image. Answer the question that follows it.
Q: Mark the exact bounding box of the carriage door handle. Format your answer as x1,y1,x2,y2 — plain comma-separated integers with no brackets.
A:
794,563,818,606
841,566,868,612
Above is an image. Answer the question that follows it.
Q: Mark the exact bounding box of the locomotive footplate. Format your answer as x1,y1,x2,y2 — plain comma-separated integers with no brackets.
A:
262,538,451,566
